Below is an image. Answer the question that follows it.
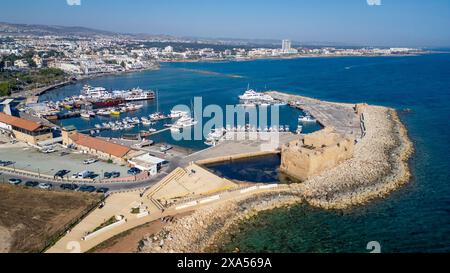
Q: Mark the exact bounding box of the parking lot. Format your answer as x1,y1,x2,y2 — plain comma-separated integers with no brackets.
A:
0,143,130,180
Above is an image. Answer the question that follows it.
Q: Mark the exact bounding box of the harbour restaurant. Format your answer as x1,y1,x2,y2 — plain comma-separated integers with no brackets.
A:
0,112,53,145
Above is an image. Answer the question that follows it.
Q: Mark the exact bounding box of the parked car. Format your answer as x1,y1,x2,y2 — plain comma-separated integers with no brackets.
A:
54,170,70,178
127,167,141,175
96,187,109,194
60,184,78,191
38,183,53,190
78,185,96,193
42,148,56,154
105,171,121,179
8,178,22,185
25,181,39,188
83,158,97,165
0,160,14,166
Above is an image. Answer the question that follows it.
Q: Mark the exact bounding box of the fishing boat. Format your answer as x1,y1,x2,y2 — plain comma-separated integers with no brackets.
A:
170,110,189,119
93,98,125,108
80,112,91,119
97,109,111,116
110,110,121,116
122,134,139,140
139,130,152,138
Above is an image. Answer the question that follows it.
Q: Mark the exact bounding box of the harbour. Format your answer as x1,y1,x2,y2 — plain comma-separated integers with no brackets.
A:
3,55,449,254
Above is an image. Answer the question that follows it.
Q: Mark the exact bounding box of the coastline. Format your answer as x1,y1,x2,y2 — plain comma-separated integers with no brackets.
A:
138,105,414,253
6,52,437,100
6,66,160,99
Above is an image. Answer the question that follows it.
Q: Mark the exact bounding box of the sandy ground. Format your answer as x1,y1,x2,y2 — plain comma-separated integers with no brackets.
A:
91,211,192,253
0,226,12,253
0,184,101,253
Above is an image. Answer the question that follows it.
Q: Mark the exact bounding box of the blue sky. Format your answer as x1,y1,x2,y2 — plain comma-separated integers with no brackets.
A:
1,0,449,47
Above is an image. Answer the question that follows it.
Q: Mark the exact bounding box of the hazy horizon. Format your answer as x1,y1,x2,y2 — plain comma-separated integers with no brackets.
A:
1,0,450,47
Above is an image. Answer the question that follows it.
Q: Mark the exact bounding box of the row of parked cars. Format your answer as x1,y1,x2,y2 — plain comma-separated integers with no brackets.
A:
8,178,52,189
54,169,123,180
8,178,109,193
0,160,15,167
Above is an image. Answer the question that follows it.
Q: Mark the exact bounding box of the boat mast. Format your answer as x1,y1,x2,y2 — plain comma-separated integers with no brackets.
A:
156,89,160,113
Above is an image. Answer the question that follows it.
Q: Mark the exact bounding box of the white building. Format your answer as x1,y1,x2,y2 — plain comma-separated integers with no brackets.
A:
128,153,167,176
163,46,174,54
281,39,298,54
14,59,29,68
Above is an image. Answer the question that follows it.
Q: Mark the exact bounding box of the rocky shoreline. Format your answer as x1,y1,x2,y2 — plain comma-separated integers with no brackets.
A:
297,106,413,209
138,192,302,253
138,105,413,253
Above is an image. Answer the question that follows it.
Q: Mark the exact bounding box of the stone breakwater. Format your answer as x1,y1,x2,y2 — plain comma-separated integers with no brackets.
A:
138,192,302,253
296,106,414,209
138,105,413,253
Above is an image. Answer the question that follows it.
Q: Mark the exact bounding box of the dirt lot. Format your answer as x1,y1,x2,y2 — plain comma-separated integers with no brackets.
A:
90,211,192,253
0,184,102,253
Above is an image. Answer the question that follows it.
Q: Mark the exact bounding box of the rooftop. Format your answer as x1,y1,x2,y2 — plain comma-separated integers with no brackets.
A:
70,133,131,158
0,112,45,132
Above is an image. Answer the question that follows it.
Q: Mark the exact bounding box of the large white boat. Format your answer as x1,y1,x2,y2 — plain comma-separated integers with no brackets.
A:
81,85,111,99
205,128,227,146
171,115,198,130
170,110,189,119
239,89,274,103
113,88,155,101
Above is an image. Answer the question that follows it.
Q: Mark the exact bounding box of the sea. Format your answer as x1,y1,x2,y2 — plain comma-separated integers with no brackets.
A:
41,53,450,253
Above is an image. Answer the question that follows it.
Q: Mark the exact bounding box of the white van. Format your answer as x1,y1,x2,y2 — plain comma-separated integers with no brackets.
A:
77,171,92,179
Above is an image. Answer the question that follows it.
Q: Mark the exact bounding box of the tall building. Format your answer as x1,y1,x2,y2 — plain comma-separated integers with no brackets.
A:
281,39,298,54
282,39,292,52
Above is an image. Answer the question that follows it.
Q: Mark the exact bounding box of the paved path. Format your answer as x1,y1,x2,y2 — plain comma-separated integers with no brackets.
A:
46,182,291,253
181,132,298,165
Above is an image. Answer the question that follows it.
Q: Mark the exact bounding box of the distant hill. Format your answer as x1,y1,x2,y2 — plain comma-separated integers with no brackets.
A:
0,22,357,48
0,22,117,37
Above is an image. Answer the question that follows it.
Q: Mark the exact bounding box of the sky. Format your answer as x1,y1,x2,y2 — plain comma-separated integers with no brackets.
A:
1,0,449,47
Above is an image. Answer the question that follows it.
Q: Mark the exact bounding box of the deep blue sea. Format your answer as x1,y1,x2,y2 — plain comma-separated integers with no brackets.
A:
42,54,450,252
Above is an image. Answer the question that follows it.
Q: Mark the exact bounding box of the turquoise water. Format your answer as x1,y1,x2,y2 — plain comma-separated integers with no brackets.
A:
42,54,450,252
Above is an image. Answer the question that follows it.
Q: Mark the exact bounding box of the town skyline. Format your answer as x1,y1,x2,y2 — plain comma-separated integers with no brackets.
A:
1,0,450,47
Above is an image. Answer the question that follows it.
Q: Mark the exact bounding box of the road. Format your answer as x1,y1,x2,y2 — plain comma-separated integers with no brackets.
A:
0,170,158,192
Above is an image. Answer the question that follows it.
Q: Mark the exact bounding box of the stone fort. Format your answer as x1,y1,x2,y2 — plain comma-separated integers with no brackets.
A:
280,127,355,181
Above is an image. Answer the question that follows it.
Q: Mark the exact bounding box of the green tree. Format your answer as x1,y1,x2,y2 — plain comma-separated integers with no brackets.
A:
0,82,11,96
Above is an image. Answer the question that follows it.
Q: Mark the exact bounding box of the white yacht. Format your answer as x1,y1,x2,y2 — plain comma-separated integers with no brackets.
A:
239,89,274,102
170,110,189,119
299,115,317,123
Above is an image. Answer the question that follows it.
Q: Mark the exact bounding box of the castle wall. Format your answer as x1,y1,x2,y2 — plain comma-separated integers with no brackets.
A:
280,130,354,181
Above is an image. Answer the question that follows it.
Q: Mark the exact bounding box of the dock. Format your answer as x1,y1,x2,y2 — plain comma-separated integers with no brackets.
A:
181,132,298,166
267,91,363,138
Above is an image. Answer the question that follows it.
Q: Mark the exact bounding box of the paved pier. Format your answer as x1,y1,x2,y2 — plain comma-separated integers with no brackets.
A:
181,132,298,165
268,91,362,138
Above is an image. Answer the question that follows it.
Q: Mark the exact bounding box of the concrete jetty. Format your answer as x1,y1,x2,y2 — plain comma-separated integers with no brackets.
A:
181,132,298,166
267,91,363,138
